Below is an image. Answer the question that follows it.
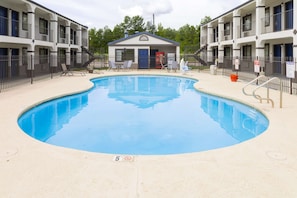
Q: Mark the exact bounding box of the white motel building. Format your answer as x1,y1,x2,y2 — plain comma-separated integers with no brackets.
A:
0,0,89,79
200,0,297,80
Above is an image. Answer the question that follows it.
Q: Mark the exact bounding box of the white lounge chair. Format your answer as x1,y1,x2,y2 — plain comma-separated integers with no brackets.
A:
182,61,190,74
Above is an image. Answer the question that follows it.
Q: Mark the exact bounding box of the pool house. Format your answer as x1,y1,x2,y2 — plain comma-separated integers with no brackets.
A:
108,32,180,69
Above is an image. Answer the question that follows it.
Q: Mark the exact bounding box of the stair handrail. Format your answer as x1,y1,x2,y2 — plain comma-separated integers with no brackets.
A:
252,77,283,108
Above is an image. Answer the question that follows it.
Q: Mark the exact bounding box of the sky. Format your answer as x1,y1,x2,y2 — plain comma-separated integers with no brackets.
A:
33,0,248,29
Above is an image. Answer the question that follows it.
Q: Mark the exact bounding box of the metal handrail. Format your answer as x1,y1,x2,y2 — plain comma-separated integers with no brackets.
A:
252,77,283,108
242,75,267,99
242,75,283,108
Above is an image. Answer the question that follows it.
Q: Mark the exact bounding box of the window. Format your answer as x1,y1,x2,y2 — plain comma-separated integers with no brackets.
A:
265,7,270,26
60,25,66,38
243,14,252,31
71,29,76,44
11,10,19,37
115,49,135,62
224,47,231,57
213,26,218,42
285,1,293,29
39,18,48,34
224,23,230,35
0,6,8,35
22,12,28,30
39,48,48,64
285,43,293,61
273,5,282,32
242,45,252,60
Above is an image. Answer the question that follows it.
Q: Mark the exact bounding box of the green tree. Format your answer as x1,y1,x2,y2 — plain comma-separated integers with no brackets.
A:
200,16,211,25
88,15,212,55
112,24,125,40
155,24,177,41
120,15,146,35
88,28,101,53
176,24,200,53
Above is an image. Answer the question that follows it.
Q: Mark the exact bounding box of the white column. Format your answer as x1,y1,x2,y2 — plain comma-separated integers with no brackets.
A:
255,0,265,65
218,18,224,43
66,48,71,66
233,9,241,61
66,21,71,66
207,23,213,63
26,3,36,40
293,0,297,62
76,27,82,64
66,21,71,45
218,18,225,66
25,3,36,76
50,14,58,69
27,45,35,77
256,0,265,36
232,9,241,40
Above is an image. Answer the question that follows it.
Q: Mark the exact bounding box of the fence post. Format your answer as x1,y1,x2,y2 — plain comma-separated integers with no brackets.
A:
30,54,33,84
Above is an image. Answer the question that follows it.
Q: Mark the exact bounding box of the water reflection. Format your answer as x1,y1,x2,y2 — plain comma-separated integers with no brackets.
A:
99,76,193,108
200,93,268,141
18,93,88,141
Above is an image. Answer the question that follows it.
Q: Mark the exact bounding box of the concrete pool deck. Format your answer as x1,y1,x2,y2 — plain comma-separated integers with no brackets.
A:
0,69,297,197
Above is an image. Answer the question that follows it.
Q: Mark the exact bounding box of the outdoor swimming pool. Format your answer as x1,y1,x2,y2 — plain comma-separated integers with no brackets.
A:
18,75,269,155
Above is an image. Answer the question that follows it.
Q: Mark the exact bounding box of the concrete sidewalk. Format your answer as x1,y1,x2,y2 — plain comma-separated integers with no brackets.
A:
0,69,297,197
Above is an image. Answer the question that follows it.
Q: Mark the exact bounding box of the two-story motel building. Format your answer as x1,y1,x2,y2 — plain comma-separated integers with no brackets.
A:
200,0,297,79
0,0,89,79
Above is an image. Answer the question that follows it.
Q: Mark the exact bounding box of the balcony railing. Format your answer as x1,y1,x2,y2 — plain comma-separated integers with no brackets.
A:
261,9,293,34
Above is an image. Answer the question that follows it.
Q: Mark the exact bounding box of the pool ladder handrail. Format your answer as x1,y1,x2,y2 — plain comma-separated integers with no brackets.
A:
242,75,283,108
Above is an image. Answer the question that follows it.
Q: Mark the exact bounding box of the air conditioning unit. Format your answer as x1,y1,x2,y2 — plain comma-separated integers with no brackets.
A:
41,35,47,41
224,36,229,40
243,32,249,37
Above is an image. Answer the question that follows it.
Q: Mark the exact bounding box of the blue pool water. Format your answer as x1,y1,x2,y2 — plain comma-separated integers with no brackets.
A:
18,75,269,155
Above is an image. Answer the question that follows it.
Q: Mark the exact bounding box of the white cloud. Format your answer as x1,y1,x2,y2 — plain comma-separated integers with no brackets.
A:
33,0,249,29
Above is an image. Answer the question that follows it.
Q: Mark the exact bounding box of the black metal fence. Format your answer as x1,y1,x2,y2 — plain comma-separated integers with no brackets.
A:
1,54,297,95
215,56,297,95
0,54,101,92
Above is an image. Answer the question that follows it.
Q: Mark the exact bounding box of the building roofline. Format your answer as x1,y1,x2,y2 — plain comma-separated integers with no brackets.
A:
27,0,88,29
108,32,180,46
202,0,254,26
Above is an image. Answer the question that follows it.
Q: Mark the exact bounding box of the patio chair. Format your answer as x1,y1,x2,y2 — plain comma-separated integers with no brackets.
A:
61,63,86,76
126,60,133,70
61,63,73,76
168,60,178,72
108,61,118,71
160,57,167,70
120,60,129,70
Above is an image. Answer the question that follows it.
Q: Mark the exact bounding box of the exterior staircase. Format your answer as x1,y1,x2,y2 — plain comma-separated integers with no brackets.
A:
185,44,208,65
81,46,96,68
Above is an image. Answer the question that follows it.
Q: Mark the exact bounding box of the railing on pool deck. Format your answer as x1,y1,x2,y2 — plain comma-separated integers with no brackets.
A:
242,75,283,108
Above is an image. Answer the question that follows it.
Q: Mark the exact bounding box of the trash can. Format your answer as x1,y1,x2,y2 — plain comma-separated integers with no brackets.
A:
210,65,217,75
